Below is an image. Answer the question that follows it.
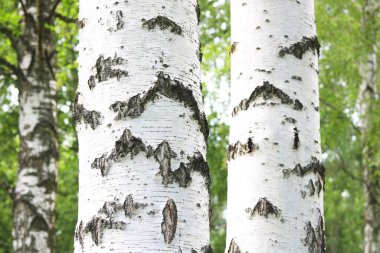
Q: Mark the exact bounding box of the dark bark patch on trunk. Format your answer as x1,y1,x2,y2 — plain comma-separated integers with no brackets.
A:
292,75,302,81
30,215,49,231
110,71,209,141
293,127,300,150
228,239,241,253
162,199,178,244
192,245,213,253
246,197,280,218
155,141,178,186
314,179,323,196
124,194,148,218
232,81,304,116
279,36,321,59
283,157,325,183
186,152,211,189
142,16,182,35
74,220,84,248
91,129,147,176
196,1,201,24
255,68,272,74
116,10,124,30
73,103,102,130
227,138,259,160
283,117,297,124
303,215,326,253
307,179,315,196
230,42,239,55
88,55,128,89
173,162,192,188
197,42,203,63
84,216,126,245
76,19,85,29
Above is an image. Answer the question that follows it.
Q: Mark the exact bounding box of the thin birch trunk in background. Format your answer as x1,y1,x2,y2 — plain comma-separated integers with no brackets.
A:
74,1,211,252
359,1,379,253
226,1,325,252
12,0,58,252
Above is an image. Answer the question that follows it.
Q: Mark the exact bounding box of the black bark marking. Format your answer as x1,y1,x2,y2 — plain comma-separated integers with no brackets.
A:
116,10,124,30
279,36,321,59
91,129,148,176
186,152,211,189
110,71,209,141
246,197,280,218
142,16,182,35
255,68,272,74
155,141,178,186
76,19,85,29
284,117,297,124
196,1,201,24
293,127,300,150
292,75,302,81
161,199,178,244
228,239,241,253
73,104,102,130
84,216,126,245
88,55,128,89
197,42,203,63
173,162,192,188
74,221,84,248
232,81,304,116
303,216,326,253
227,138,259,160
30,215,49,231
307,179,315,196
314,179,323,196
124,194,148,218
230,42,239,55
192,245,213,253
283,157,325,180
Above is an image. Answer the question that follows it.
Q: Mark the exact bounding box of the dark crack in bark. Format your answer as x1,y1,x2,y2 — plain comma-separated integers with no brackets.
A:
162,199,178,244
279,36,321,59
84,216,126,245
155,141,178,186
303,215,326,253
246,197,280,218
74,220,84,248
307,179,315,196
228,239,241,253
88,55,128,89
293,127,300,150
142,16,182,35
282,157,325,184
228,137,259,160
232,81,304,116
110,71,209,141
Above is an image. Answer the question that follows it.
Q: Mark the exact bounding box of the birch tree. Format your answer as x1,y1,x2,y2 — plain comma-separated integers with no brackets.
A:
0,0,59,252
74,1,211,252
226,1,325,252
358,1,379,252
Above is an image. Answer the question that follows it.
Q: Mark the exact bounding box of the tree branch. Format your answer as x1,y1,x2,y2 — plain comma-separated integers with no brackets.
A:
0,24,18,46
18,0,28,17
0,57,25,82
54,12,77,24
47,0,61,21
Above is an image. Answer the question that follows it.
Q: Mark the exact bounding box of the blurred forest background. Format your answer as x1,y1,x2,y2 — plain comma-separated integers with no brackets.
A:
0,0,379,252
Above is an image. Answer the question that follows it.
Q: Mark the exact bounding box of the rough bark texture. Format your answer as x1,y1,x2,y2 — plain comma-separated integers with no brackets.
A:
75,1,210,252
226,1,324,252
359,1,379,252
12,1,58,253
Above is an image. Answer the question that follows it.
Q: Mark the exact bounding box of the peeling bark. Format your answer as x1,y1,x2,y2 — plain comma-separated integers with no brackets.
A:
279,36,321,59
162,199,178,244
232,81,304,116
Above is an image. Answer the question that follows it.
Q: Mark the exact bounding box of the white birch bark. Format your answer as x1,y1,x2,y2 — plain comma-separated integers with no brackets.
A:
12,0,58,252
358,2,379,252
226,1,325,252
74,1,211,252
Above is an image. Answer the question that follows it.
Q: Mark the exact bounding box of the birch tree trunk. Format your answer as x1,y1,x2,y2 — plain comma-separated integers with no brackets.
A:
226,1,325,252
12,0,58,252
74,1,211,252
359,2,379,252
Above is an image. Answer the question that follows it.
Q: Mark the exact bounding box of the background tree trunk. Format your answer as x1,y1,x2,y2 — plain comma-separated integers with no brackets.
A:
359,2,379,253
226,1,325,252
12,0,58,252
74,1,211,252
